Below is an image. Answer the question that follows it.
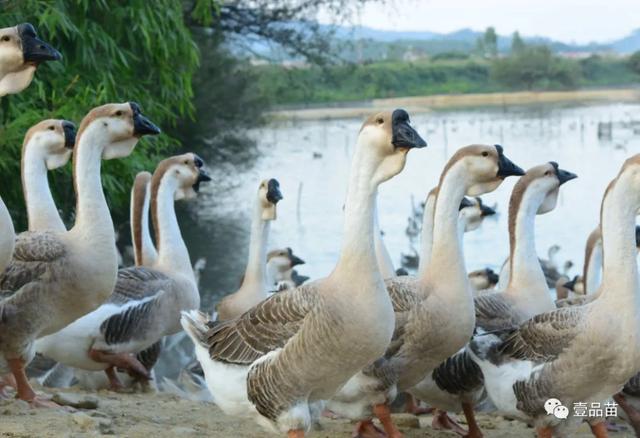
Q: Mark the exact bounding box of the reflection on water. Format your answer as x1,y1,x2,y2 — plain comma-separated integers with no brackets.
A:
189,102,640,308
155,102,640,379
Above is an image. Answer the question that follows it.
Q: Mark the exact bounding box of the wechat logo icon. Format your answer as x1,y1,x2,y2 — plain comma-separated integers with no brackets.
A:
544,398,569,419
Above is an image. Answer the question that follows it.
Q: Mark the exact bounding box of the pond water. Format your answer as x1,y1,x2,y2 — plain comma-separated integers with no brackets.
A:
158,101,640,379
189,102,640,305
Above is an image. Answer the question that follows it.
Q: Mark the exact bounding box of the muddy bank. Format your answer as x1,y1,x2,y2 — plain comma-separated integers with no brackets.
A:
270,88,640,120
0,386,634,437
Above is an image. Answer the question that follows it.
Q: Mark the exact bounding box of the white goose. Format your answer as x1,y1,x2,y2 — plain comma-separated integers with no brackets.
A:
266,247,306,290
181,109,426,437
327,145,524,438
0,102,160,406
414,162,577,438
0,23,61,273
215,179,283,320
35,153,209,389
469,155,640,438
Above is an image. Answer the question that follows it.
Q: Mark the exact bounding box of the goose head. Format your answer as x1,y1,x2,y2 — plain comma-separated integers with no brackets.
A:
76,102,161,159
468,268,500,290
446,144,524,196
511,162,578,216
267,247,305,279
155,153,211,201
563,275,585,295
23,119,76,169
459,196,483,232
0,23,61,96
358,109,427,186
258,178,283,220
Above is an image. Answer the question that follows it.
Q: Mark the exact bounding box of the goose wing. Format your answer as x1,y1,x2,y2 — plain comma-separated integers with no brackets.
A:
96,267,172,349
196,283,319,365
0,232,66,293
383,276,419,358
474,293,522,333
498,306,584,362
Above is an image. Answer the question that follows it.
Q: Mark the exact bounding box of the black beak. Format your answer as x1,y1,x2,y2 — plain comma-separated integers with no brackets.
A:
635,225,640,248
550,162,578,186
395,268,409,276
459,197,474,211
479,198,496,217
391,109,427,149
495,145,525,178
62,121,76,149
18,23,62,63
287,248,305,267
267,178,283,204
193,168,211,193
486,268,499,286
130,102,161,137
563,276,578,291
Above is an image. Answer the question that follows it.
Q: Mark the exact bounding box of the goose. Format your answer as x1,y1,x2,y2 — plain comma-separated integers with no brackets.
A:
0,23,61,274
498,244,569,290
327,145,524,438
35,153,209,389
266,247,306,290
412,162,577,438
45,171,161,391
181,109,426,437
0,102,160,406
468,268,500,291
22,119,76,232
215,179,283,321
559,225,640,307
469,155,640,438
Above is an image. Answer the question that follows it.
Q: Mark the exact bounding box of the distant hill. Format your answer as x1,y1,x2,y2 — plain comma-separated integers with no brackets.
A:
333,25,638,54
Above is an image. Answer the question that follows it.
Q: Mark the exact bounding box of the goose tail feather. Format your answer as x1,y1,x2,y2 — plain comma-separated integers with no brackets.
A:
180,310,210,348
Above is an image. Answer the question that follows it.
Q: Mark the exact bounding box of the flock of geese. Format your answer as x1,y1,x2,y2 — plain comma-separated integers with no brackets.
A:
3,22,640,438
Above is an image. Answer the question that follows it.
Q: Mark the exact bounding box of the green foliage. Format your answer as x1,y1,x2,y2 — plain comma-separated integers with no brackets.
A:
630,51,640,75
579,55,638,86
256,60,494,105
511,31,525,54
0,0,203,228
491,45,580,90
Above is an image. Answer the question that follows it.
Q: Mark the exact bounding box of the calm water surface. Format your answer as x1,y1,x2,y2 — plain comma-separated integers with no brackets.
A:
188,102,640,308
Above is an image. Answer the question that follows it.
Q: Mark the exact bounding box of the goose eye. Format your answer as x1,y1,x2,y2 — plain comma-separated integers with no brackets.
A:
184,160,189,165
48,126,55,131
376,118,384,125
115,110,123,116
481,151,489,157
1,36,10,42
545,171,552,176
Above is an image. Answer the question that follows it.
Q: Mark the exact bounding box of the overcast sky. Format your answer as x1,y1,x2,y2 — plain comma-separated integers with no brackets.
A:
321,0,640,44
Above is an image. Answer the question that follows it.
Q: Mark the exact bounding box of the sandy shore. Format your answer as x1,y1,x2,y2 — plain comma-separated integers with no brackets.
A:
270,88,640,121
0,386,635,437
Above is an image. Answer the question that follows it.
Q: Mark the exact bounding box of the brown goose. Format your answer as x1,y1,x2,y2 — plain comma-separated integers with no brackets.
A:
470,155,640,438
327,145,524,438
181,109,426,437
35,154,209,389
413,162,576,438
22,119,76,232
215,179,283,320
0,102,160,406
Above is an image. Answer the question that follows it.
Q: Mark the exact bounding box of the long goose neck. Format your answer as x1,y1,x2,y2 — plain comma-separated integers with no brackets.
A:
22,147,65,232
600,183,639,304
585,237,603,295
70,127,114,242
423,164,467,288
508,189,549,297
417,193,436,275
131,181,157,267
239,198,270,293
332,142,379,282
153,177,194,281
373,201,396,279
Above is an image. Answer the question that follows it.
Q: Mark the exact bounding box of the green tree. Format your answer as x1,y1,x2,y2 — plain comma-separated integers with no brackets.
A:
630,50,640,75
484,27,498,58
511,31,525,54
491,45,580,90
0,0,211,228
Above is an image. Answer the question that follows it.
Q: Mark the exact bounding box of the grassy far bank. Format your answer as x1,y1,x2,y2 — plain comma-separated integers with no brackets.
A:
255,54,640,107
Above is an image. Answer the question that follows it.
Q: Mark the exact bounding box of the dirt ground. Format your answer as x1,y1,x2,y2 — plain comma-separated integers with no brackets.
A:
0,386,635,438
